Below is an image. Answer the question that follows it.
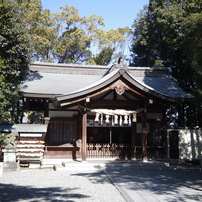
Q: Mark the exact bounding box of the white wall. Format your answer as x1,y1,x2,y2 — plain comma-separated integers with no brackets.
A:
179,129,202,160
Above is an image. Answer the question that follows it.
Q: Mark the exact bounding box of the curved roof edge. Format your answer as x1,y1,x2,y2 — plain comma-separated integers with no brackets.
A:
54,68,193,108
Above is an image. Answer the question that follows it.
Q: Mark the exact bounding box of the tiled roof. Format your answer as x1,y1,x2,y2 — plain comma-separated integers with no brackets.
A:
20,62,192,100
20,63,107,98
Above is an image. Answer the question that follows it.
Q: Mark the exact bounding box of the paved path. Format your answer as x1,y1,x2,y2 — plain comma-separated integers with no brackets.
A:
105,167,202,201
0,161,202,202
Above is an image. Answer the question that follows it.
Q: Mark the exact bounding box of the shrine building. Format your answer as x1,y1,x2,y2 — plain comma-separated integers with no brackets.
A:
19,59,192,161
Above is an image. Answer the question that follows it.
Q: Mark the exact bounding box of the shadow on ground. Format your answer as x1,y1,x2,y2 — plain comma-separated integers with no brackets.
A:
72,166,202,201
0,184,89,202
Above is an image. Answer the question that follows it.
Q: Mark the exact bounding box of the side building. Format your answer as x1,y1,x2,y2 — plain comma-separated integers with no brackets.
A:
19,59,192,161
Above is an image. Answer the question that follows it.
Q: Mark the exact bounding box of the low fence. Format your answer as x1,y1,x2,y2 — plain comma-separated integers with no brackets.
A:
86,143,131,158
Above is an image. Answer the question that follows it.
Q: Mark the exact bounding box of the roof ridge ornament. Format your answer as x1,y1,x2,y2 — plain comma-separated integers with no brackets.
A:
102,57,128,77
114,57,127,69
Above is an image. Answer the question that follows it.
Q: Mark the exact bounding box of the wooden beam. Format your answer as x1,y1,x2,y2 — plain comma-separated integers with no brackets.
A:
81,113,87,161
44,101,49,117
60,87,111,107
128,87,146,98
89,100,143,109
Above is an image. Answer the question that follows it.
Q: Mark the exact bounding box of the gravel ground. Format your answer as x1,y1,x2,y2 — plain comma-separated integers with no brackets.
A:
0,165,201,202
0,169,126,202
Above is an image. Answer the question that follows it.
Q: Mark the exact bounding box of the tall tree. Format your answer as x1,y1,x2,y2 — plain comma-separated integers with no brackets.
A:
88,27,132,65
0,0,31,123
184,1,202,95
131,0,202,127
15,2,131,65
15,0,58,62
32,9,58,62
54,5,105,64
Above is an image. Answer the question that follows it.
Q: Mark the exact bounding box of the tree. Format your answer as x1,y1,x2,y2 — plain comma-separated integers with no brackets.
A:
15,1,132,65
31,9,58,62
90,27,132,65
54,5,105,64
184,2,202,95
131,0,202,127
89,47,114,65
0,0,31,123
15,0,58,62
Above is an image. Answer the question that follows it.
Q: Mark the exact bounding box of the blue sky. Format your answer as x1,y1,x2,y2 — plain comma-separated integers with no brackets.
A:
42,0,149,30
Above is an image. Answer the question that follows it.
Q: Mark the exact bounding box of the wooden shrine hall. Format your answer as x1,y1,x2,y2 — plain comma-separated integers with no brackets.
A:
20,59,192,161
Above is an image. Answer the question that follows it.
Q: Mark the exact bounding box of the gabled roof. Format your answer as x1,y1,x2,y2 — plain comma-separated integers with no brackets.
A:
20,61,192,107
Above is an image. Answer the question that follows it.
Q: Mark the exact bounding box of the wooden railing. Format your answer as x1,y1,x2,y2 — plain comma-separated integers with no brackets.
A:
86,143,131,158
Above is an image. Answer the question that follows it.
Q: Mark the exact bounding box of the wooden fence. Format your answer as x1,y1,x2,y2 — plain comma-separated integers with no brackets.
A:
86,143,131,158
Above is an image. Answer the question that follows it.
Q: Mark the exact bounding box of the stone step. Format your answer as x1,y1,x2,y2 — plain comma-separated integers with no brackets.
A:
52,160,171,171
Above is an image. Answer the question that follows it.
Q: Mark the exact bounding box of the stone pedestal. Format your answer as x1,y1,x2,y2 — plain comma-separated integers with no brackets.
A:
0,162,3,177
2,148,19,171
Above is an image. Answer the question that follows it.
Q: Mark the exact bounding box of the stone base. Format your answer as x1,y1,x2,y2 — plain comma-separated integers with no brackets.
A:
2,148,16,162
3,162,19,172
0,162,3,177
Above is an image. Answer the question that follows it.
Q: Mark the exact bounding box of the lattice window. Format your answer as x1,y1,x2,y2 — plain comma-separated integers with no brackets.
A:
48,120,77,144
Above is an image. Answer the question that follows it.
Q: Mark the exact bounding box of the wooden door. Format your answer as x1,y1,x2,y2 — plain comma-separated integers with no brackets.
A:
169,130,179,159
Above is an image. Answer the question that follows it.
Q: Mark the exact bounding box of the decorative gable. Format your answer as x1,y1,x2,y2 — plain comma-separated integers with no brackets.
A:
110,80,129,95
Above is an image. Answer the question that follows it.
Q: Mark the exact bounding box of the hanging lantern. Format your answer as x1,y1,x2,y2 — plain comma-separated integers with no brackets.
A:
95,113,100,122
105,115,110,123
114,115,118,124
124,115,128,124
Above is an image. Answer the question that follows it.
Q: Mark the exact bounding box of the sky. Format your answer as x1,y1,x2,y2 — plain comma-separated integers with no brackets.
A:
41,0,149,30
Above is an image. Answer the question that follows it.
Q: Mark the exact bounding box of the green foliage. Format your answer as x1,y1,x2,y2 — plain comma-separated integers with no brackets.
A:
184,11,202,92
131,0,202,127
0,132,6,145
90,47,114,65
15,1,131,65
55,26,92,64
32,9,58,62
28,111,44,124
0,0,31,123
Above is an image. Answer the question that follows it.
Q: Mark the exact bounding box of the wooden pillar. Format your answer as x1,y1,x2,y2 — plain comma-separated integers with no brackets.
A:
167,130,170,159
131,123,136,159
82,113,87,161
142,111,147,161
44,100,49,117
